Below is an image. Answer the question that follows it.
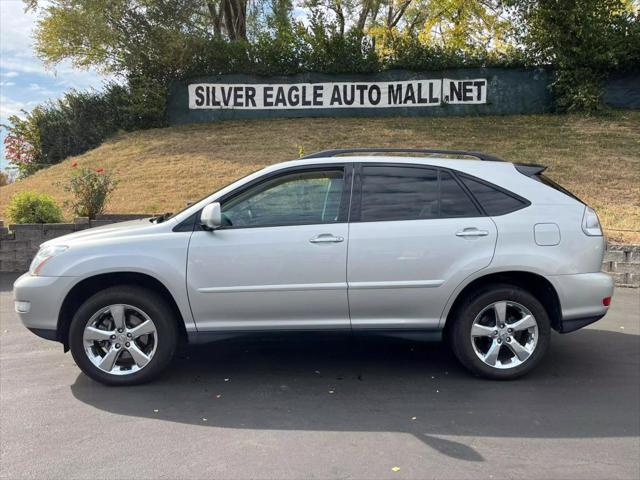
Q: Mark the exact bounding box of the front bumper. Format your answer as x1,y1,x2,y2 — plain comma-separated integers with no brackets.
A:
13,273,77,341
548,272,614,333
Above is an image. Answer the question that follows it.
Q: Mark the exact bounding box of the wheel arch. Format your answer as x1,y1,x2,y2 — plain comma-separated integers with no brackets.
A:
442,271,562,336
57,272,188,351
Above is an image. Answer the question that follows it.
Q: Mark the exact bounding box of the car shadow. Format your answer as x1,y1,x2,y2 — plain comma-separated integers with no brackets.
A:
70,329,640,462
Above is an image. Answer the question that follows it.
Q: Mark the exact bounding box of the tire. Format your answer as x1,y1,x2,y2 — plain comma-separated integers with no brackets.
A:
449,283,551,380
69,285,178,386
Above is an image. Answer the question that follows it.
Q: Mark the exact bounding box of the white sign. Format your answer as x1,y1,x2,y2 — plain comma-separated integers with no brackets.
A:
188,78,487,110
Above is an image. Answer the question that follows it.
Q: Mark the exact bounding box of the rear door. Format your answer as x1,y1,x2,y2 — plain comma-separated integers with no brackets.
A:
347,163,497,330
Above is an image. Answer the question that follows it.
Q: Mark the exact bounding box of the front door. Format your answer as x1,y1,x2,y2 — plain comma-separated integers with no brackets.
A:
187,165,351,331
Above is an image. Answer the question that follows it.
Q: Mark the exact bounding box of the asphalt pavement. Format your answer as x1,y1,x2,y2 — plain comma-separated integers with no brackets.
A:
1,273,639,479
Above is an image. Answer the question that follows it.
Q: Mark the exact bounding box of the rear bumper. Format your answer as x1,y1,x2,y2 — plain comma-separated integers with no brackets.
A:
548,272,614,333
557,314,606,333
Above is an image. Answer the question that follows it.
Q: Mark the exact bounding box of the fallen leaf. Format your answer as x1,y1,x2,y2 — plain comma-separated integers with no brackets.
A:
202,418,207,422
224,378,230,382
391,467,401,472
328,390,335,394
153,409,159,413
411,416,417,420
216,394,222,399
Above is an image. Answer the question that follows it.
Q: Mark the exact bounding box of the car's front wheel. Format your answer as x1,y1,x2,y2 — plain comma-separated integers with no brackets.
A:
69,286,178,386
449,284,551,379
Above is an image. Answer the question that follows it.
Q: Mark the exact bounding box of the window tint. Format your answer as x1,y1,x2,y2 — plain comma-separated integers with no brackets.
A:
360,166,478,221
361,166,438,222
460,175,527,216
440,171,480,217
360,166,479,222
222,170,344,227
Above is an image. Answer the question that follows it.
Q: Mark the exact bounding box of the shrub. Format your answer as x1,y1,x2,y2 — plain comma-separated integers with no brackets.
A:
4,191,64,224
64,165,118,219
0,171,9,187
4,80,166,178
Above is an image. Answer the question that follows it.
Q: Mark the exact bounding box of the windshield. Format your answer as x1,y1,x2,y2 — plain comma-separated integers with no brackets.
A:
152,166,266,223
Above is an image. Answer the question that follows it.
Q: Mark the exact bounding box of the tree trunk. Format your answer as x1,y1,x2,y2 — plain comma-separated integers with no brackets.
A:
206,1,223,38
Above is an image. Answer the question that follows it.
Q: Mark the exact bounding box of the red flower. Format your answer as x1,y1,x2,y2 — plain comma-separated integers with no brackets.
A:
96,167,104,173
71,161,78,168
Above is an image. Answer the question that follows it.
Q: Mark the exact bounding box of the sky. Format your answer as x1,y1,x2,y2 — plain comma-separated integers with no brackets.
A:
0,0,109,173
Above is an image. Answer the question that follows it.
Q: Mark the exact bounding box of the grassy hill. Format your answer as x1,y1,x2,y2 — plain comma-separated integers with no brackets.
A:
1,112,639,243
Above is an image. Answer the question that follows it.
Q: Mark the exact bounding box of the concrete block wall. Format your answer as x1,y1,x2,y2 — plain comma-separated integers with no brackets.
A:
0,214,149,273
1,216,639,287
602,244,640,288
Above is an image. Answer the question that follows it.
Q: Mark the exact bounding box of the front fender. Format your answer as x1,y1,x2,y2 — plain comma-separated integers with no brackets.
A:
45,231,196,331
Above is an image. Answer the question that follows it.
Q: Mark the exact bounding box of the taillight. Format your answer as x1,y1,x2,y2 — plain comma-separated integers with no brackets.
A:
603,297,611,307
582,206,603,236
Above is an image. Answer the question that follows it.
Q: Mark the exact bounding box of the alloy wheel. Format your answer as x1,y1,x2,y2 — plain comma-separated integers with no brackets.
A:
83,304,158,376
470,300,539,370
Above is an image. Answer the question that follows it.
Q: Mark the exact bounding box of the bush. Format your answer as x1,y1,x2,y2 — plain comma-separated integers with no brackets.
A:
64,165,118,219
4,79,167,178
183,24,516,79
4,191,64,224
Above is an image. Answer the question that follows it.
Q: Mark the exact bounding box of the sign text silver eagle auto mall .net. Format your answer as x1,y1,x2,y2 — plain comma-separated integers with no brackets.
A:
188,78,488,110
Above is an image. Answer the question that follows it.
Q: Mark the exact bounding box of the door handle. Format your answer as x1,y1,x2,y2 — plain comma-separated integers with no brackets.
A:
309,234,344,244
456,228,489,238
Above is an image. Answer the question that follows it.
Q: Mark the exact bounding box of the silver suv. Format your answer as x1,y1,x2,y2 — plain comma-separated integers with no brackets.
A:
13,149,614,385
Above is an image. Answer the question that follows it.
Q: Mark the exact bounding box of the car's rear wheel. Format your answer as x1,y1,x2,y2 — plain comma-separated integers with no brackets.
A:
69,286,178,386
449,284,551,379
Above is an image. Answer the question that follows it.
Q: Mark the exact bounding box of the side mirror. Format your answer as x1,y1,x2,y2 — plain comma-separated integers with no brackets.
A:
200,202,222,230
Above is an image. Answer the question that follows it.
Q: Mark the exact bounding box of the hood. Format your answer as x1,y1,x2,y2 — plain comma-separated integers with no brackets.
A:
41,218,165,247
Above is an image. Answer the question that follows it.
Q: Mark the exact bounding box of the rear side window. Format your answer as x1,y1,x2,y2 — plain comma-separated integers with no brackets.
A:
360,166,479,222
440,171,480,217
361,166,439,221
460,175,527,216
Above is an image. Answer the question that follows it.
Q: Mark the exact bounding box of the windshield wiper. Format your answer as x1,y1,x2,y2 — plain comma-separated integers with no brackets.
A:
149,212,173,224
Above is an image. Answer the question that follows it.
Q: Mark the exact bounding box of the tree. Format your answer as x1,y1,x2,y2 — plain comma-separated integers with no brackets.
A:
507,0,640,111
26,0,255,80
206,0,249,40
410,0,512,51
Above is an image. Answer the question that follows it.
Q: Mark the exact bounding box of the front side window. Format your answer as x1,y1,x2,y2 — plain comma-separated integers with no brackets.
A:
360,166,479,222
221,169,344,228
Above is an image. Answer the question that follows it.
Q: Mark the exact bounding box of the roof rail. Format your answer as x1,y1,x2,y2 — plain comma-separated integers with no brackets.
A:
301,148,505,162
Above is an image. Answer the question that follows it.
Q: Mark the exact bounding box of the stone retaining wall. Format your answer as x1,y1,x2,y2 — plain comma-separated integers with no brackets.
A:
1,217,639,287
0,214,148,273
602,244,640,288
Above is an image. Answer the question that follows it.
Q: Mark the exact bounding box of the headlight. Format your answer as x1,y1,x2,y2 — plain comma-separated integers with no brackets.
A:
29,245,69,275
581,206,603,237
